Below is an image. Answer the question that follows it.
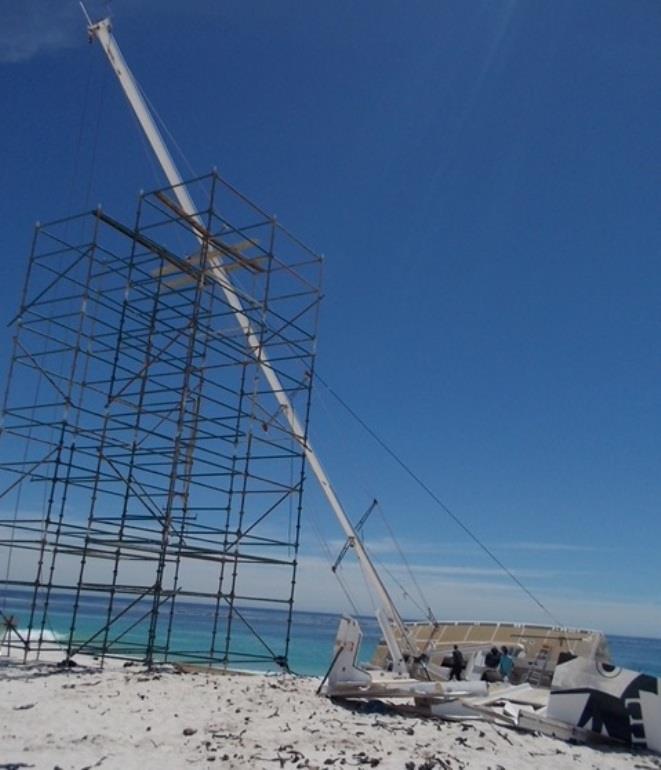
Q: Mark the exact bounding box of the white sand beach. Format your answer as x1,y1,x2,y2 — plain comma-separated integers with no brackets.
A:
1,661,660,770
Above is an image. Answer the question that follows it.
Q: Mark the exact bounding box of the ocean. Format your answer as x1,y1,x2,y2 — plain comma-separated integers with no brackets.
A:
2,588,660,678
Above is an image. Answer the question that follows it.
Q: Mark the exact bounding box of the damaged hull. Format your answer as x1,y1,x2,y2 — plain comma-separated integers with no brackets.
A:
548,656,661,752
322,616,661,754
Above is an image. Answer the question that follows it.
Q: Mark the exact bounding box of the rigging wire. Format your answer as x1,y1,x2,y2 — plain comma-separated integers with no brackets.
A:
141,87,200,185
374,503,436,622
83,67,108,211
370,552,431,620
313,371,563,627
306,511,361,617
64,48,94,217
312,382,433,621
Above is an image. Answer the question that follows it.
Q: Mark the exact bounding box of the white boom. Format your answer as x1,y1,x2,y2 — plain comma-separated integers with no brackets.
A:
85,13,416,674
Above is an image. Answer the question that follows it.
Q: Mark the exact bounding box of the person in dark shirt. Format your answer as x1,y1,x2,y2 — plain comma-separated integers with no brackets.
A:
484,646,501,669
450,645,464,680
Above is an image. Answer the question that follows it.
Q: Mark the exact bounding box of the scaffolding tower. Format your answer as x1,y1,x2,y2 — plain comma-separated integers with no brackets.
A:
0,172,322,670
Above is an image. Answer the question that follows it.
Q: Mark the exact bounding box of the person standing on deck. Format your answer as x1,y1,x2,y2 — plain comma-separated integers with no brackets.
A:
499,646,513,681
450,645,464,680
485,646,501,669
482,646,503,682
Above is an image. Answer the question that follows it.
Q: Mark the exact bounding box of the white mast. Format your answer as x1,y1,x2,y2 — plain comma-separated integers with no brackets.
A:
84,12,416,674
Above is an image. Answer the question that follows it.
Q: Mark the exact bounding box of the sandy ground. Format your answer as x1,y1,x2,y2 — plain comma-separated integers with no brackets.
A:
1,660,660,770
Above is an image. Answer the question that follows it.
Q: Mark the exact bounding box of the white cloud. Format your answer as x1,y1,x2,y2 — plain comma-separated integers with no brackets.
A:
395,562,571,580
0,2,80,63
294,555,661,638
496,541,602,553
323,536,603,560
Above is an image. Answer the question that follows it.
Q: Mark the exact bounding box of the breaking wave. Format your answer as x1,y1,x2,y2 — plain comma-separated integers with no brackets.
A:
4,628,63,644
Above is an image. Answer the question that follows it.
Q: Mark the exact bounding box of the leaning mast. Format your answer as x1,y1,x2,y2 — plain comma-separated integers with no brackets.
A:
83,10,416,673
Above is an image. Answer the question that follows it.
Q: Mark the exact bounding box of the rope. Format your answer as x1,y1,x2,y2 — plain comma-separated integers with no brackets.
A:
314,372,563,627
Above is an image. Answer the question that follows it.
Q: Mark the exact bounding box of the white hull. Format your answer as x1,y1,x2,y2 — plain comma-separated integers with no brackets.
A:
323,615,661,753
548,656,661,752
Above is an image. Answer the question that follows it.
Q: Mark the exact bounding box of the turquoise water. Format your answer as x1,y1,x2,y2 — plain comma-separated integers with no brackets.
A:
2,588,660,678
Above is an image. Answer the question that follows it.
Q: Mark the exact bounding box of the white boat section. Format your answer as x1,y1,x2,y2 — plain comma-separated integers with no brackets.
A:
548,656,661,753
321,617,487,703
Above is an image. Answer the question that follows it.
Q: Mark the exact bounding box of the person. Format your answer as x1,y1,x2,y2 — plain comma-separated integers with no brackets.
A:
450,644,464,680
484,646,501,669
481,646,503,682
499,645,513,681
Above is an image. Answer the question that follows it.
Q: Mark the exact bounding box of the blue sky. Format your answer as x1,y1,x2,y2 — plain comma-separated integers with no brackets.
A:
1,1,660,637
